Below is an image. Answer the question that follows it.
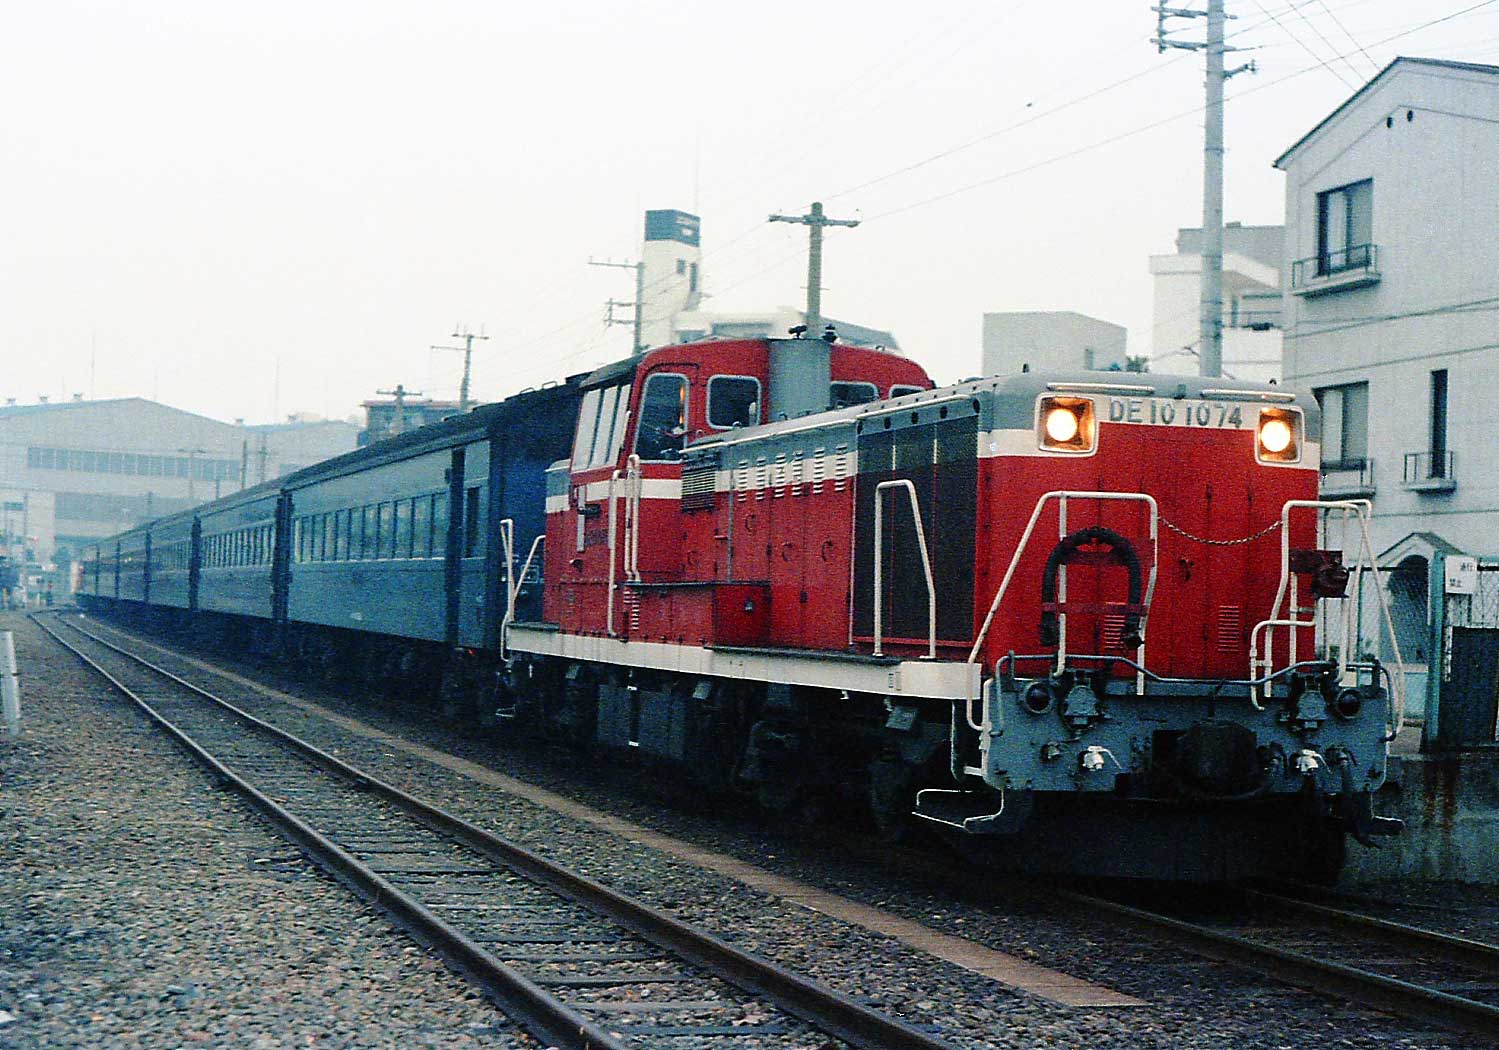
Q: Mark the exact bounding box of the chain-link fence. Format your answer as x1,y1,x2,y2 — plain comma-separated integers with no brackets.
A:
1434,560,1499,749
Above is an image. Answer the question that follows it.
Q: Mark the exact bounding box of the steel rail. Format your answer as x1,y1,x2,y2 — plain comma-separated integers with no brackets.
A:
36,613,627,1050
39,613,956,1050
1051,886,1499,1039
1242,886,1499,977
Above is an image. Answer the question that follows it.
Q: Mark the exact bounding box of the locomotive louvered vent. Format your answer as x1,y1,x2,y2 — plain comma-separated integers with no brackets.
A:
681,463,717,512
1216,605,1243,653
1103,614,1126,649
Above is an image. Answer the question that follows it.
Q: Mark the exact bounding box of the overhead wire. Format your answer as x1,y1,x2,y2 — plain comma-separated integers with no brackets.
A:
855,0,1499,224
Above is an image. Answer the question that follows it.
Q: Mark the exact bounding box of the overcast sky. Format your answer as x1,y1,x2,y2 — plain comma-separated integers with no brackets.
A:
4,1,1497,424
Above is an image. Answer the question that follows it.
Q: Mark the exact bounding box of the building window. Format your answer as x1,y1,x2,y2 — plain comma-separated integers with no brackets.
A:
675,259,686,275
1314,382,1369,469
1430,368,1449,478
707,375,760,429
1316,179,1373,275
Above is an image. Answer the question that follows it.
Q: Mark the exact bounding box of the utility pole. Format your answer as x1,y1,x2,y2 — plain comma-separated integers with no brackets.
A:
431,325,489,413
768,201,860,340
589,258,645,355
377,384,421,438
178,447,208,503
256,435,270,484
1154,1,1254,378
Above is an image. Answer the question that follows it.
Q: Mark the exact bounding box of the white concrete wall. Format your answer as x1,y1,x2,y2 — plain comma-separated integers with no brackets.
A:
1149,250,1283,383
981,311,1127,376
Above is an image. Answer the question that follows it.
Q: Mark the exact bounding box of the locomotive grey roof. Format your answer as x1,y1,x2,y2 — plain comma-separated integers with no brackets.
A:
686,368,1319,455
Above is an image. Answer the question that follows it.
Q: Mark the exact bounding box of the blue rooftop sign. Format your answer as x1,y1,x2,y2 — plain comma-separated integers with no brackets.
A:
644,209,700,246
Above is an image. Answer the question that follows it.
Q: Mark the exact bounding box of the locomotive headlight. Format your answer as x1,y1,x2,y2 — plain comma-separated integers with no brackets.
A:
1038,396,1095,453
1045,407,1078,443
1256,407,1301,463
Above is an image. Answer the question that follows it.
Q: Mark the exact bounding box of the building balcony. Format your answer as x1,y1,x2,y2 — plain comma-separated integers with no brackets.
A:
1403,450,1457,493
1321,458,1376,499
1290,244,1380,296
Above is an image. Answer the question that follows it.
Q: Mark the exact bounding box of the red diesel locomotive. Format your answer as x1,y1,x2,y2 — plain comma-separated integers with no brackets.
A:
505,335,1403,880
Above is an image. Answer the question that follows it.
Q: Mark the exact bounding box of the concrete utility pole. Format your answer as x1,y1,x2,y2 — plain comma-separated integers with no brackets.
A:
377,384,422,438
178,447,208,503
768,202,860,340
1154,0,1254,378
431,326,489,413
589,258,645,355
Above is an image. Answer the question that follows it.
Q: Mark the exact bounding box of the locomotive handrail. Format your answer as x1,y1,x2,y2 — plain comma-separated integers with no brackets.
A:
500,534,545,662
872,480,936,659
964,491,1158,733
1251,499,1406,730
606,469,620,636
624,453,642,583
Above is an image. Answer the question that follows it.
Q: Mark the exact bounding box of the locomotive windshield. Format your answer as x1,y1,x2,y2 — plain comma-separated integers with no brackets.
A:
635,373,689,461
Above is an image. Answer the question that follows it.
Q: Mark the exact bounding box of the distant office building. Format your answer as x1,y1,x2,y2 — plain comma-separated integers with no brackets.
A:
0,397,357,565
358,398,463,446
1149,222,1283,383
981,311,1126,377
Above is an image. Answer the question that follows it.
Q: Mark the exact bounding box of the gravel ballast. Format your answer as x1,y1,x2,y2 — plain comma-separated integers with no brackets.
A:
6,607,1495,1047
0,612,535,1049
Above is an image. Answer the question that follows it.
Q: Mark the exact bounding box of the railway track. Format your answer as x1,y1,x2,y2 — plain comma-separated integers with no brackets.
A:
1052,881,1499,1039
37,612,956,1050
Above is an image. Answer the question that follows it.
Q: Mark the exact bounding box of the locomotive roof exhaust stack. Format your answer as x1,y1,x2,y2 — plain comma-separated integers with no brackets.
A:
767,337,832,421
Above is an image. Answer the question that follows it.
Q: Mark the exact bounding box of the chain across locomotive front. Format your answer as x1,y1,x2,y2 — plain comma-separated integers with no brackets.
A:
913,374,1403,857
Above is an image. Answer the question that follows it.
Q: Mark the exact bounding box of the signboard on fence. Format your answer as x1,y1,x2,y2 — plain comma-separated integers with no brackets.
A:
1446,555,1480,595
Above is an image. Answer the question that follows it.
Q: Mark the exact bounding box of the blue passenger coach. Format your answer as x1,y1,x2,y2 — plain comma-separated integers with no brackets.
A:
78,379,583,703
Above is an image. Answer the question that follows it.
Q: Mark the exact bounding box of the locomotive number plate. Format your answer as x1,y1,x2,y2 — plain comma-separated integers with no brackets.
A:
1106,397,1248,430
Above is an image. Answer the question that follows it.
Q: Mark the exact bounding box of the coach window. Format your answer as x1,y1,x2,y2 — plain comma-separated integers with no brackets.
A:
464,486,483,557
412,495,431,557
431,494,448,557
393,499,410,558
635,373,689,461
831,381,878,409
707,375,760,430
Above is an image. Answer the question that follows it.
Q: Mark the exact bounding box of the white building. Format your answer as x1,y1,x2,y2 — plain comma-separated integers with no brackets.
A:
1149,223,1283,383
0,397,357,566
637,209,901,352
639,209,703,348
1274,56,1499,711
981,311,1126,376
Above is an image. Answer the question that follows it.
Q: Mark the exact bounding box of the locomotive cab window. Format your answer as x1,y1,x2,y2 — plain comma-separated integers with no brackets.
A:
831,381,879,409
890,384,924,399
707,375,760,429
635,373,689,461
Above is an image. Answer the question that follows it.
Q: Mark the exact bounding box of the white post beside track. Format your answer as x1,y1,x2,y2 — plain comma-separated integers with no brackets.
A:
1,630,19,740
